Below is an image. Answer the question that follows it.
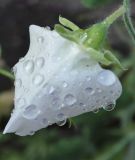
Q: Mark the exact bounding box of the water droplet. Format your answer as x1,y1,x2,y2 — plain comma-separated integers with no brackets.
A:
103,96,108,100
56,119,67,126
33,74,44,86
29,131,35,135
12,66,17,74
19,57,25,62
80,103,87,111
35,57,45,68
79,102,86,107
97,88,102,93
96,100,100,103
45,26,51,30
80,32,87,42
59,103,65,109
15,79,22,87
56,113,66,121
64,94,76,106
103,102,116,111
11,109,15,116
49,86,55,94
17,98,25,106
97,70,116,86
37,36,44,43
23,104,40,119
24,60,34,73
86,76,91,81
41,118,48,126
63,81,68,88
85,87,95,95
93,108,99,113
52,97,60,106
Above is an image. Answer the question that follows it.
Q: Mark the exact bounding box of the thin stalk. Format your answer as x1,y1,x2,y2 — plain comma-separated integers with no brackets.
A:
104,6,126,26
123,0,135,44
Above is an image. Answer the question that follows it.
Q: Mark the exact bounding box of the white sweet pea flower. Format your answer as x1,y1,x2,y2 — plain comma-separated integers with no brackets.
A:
3,24,122,136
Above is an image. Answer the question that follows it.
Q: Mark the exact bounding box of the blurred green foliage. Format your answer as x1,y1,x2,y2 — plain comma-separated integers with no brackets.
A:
81,0,116,8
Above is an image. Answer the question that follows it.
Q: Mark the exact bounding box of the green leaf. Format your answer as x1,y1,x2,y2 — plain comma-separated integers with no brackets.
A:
59,16,80,31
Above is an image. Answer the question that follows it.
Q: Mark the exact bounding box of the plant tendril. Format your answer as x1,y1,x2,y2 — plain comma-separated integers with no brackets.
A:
123,0,135,44
0,68,15,80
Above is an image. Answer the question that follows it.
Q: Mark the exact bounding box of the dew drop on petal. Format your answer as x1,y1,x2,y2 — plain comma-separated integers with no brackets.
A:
49,86,55,94
17,98,25,106
56,119,67,126
24,60,34,74
103,102,116,111
85,87,95,95
15,79,22,87
86,76,91,81
35,57,45,68
23,104,40,119
19,57,25,62
56,113,66,121
63,81,68,88
93,108,99,113
52,97,60,106
80,32,87,42
29,131,35,135
97,88,102,93
41,118,48,126
45,26,51,30
64,94,77,106
37,36,44,43
33,74,44,86
97,70,116,86
13,66,17,75
79,102,86,107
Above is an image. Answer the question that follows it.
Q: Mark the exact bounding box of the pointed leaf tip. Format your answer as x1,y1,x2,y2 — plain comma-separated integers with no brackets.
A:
59,16,80,31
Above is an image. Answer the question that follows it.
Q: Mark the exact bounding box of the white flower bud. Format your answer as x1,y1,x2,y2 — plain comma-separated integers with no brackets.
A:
4,25,122,136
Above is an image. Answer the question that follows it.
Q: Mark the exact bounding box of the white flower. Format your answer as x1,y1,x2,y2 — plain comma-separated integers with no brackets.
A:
4,25,122,136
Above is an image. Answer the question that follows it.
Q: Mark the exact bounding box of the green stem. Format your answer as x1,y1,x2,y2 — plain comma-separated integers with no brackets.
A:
104,5,126,26
123,0,135,44
0,68,15,80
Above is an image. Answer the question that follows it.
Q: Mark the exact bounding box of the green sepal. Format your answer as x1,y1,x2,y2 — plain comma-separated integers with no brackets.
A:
103,50,126,70
59,16,80,31
55,8,125,70
86,47,111,66
86,48,125,69
84,23,108,49
55,24,85,44
55,24,78,43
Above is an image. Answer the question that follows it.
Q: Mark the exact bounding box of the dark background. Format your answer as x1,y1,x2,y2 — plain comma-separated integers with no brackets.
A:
0,0,135,160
